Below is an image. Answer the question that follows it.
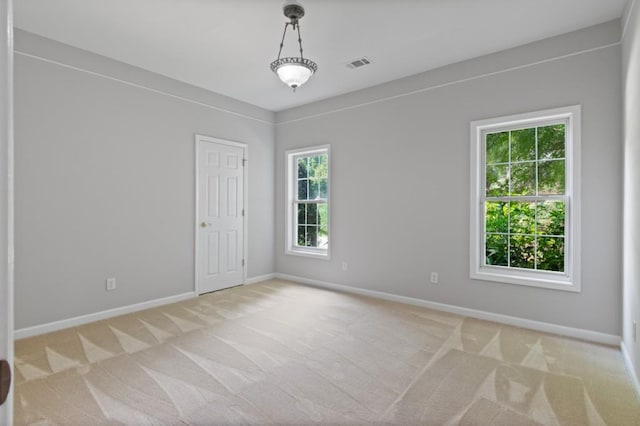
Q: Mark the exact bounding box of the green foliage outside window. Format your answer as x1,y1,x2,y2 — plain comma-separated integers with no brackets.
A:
484,124,566,272
296,154,328,248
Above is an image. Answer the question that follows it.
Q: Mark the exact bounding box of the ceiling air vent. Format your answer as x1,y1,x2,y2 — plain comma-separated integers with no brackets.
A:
346,57,372,69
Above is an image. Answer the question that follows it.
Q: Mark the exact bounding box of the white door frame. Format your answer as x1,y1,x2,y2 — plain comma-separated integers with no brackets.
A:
194,134,248,294
0,0,13,423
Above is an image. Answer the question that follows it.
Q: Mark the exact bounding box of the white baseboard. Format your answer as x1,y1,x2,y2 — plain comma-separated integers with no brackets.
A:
14,273,278,339
275,273,621,346
14,272,623,349
622,341,640,402
245,273,276,285
15,291,197,340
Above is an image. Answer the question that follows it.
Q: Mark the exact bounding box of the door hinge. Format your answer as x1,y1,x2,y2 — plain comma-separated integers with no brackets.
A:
242,259,245,267
242,159,247,167
242,209,245,217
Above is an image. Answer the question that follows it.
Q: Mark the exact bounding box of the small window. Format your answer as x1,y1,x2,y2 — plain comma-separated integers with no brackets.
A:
286,146,330,258
470,106,581,291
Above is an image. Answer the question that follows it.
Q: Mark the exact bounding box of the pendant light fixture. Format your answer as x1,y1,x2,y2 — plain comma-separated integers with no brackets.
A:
270,3,317,91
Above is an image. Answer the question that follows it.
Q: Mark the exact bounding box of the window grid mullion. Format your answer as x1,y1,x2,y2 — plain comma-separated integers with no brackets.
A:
487,232,564,238
483,195,565,202
293,199,327,204
507,131,512,268
534,127,539,270
482,122,567,273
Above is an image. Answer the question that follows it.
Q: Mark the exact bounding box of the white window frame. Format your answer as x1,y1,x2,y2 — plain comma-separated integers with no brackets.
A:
470,106,581,292
285,145,331,259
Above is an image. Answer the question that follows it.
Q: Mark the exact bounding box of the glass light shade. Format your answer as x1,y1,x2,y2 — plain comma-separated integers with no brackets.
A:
277,63,312,88
271,57,317,90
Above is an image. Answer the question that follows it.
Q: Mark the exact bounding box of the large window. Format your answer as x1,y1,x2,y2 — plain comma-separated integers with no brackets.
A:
286,146,330,258
470,106,581,291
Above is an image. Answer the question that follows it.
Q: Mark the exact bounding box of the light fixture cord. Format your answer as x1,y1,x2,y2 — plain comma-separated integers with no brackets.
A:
276,22,290,61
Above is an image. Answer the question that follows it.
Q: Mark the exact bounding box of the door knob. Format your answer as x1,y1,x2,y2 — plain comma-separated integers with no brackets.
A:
0,359,10,406
201,221,210,228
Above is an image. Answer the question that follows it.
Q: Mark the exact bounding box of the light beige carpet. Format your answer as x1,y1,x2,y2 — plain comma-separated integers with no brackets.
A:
13,279,640,425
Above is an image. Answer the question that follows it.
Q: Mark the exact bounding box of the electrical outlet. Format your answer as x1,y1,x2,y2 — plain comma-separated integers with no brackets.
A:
341,261,348,271
106,277,116,291
430,272,438,284
634,321,637,343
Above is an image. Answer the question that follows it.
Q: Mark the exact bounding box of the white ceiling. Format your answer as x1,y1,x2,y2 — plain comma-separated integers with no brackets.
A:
15,0,627,112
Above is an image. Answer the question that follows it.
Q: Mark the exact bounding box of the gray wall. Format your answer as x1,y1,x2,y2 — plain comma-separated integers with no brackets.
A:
14,30,275,329
14,18,627,339
275,21,623,335
623,0,640,378
0,1,14,422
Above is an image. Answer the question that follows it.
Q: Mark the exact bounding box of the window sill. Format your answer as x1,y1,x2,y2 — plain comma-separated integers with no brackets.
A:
286,248,330,261
471,267,580,293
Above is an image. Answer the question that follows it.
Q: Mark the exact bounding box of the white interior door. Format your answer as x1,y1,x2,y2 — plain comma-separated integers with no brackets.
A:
196,136,246,294
0,0,13,423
